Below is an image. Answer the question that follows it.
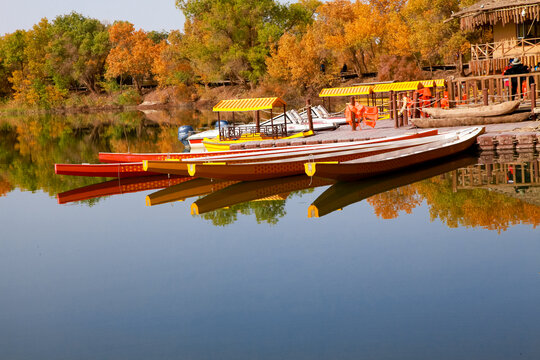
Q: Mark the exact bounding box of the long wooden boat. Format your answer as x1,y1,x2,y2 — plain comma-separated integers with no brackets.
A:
172,133,456,181
98,129,438,163
423,100,520,119
304,127,484,181
55,162,158,178
307,154,477,218
142,130,440,177
145,178,238,206
411,111,530,128
191,175,334,215
57,175,190,204
186,129,439,164
202,130,314,152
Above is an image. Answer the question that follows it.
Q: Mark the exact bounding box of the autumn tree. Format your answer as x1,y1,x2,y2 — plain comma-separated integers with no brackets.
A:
152,30,195,88
402,0,465,69
8,18,67,107
105,21,162,94
266,29,336,93
48,12,110,93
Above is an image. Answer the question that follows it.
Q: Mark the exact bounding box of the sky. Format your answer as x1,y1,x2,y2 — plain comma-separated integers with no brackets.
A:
0,0,186,35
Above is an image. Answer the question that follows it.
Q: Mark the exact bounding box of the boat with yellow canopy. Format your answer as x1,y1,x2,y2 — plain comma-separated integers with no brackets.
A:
198,97,316,151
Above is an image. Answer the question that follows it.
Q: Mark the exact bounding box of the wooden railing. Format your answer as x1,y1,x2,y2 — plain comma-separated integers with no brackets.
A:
470,38,540,75
449,73,540,105
471,38,540,60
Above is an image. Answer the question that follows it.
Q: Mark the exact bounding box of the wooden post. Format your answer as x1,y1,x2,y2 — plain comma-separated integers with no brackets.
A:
531,82,537,120
255,110,260,133
403,102,408,126
350,96,357,130
393,91,399,128
283,105,287,136
448,80,455,108
412,91,419,119
389,90,395,126
465,81,470,104
397,93,403,127
482,88,488,106
270,108,273,129
217,112,221,141
306,98,314,132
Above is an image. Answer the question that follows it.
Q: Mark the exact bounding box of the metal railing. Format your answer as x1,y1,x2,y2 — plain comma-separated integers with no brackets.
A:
219,124,286,140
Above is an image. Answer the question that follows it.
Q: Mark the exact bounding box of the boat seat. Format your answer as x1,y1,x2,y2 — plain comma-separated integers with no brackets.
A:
289,110,305,124
316,105,330,117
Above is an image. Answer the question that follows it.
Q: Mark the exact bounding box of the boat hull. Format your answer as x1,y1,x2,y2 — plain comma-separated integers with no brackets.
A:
423,100,520,118
411,111,530,128
305,127,484,181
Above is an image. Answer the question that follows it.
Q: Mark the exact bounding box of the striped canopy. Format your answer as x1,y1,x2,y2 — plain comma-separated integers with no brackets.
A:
373,79,447,93
213,97,287,112
319,85,373,97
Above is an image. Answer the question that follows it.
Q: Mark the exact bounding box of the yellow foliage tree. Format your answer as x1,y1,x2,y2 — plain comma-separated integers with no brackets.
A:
105,22,162,94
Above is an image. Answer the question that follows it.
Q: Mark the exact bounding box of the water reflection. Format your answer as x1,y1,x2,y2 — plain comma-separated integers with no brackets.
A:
57,175,191,204
309,153,477,218
1,111,539,232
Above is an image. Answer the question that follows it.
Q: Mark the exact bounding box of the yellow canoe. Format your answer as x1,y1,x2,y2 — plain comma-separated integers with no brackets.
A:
202,130,314,152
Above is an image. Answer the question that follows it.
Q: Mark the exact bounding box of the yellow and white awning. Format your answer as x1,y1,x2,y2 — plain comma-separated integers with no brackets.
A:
319,85,373,97
213,97,287,112
372,79,447,93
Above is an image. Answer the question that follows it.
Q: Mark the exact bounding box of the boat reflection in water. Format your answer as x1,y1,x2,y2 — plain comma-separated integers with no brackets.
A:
55,153,540,232
145,178,239,206
308,153,478,218
57,175,192,204
190,175,334,215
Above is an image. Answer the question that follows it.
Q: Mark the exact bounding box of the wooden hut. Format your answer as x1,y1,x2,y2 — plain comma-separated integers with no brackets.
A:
452,0,540,75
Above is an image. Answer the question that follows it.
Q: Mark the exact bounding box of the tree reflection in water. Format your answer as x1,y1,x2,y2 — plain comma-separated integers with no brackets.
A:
1,111,539,233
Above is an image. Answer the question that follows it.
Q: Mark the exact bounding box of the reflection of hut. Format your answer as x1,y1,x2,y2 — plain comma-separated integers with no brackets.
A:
452,0,540,75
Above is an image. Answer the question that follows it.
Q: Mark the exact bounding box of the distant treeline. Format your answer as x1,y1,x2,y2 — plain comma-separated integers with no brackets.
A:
0,0,483,108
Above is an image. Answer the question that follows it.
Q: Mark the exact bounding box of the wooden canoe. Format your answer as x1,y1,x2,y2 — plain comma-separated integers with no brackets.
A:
145,178,238,206
307,153,477,218
98,129,438,163
57,175,190,204
422,100,521,119
411,111,530,128
304,127,484,181
180,134,456,181
191,175,334,215
55,162,159,178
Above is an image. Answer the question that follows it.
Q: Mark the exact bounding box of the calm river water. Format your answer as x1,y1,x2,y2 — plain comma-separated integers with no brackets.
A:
0,110,539,360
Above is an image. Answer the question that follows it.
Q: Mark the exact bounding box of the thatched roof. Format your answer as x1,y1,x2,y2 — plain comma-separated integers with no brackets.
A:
452,0,540,30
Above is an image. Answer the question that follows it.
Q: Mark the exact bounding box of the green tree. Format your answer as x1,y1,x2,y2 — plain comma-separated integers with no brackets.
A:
176,0,316,86
48,12,110,93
